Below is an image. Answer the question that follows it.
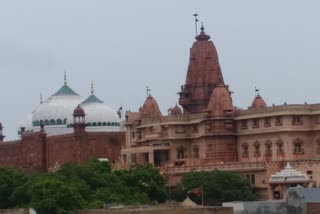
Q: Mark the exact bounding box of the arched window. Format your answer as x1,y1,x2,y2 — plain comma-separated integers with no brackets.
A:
57,119,62,125
40,120,44,126
242,142,249,158
97,122,102,126
50,119,55,125
177,145,186,159
276,139,284,155
35,121,40,126
107,122,111,126
102,122,107,126
87,123,92,127
92,122,97,126
192,145,199,158
63,119,67,124
45,120,49,125
253,141,261,157
111,122,115,126
293,138,304,155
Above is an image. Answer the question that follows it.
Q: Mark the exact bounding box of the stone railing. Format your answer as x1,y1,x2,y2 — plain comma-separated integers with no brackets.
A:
141,113,204,124
237,104,320,116
164,161,267,174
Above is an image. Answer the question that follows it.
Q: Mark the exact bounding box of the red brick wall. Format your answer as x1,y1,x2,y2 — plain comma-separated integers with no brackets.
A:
0,130,125,172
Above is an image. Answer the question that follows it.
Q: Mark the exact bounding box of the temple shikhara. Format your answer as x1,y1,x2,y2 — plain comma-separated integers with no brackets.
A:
0,23,319,200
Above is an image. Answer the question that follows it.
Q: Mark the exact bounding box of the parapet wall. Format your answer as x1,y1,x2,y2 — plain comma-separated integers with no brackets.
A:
77,207,233,214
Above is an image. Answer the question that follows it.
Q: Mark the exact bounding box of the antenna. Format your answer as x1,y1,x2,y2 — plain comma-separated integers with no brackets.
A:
193,13,199,36
40,93,43,104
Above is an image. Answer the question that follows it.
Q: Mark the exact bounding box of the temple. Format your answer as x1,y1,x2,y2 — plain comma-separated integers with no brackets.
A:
122,25,320,200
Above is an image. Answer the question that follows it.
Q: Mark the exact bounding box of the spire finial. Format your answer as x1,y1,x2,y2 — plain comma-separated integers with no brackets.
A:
255,86,260,97
40,93,43,104
64,70,67,85
91,81,94,95
200,22,204,32
146,86,151,97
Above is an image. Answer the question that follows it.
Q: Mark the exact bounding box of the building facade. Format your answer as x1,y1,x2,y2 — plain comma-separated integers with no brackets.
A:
122,27,320,200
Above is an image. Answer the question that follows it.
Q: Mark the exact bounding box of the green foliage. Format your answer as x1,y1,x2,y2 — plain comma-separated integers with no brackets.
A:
0,167,27,208
3,160,167,213
177,170,255,205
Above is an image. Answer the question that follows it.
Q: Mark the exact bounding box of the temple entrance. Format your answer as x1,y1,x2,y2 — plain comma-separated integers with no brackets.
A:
154,150,170,166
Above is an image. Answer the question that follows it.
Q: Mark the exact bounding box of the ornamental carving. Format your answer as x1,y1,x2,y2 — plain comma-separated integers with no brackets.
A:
276,138,284,155
242,142,249,158
253,141,261,157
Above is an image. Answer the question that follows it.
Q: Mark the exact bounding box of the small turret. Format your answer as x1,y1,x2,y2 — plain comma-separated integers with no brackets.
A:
204,84,234,117
0,122,5,141
73,105,86,132
141,95,162,118
250,94,267,109
168,104,182,115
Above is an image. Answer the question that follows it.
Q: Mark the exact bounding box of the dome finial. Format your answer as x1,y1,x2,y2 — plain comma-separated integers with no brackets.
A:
64,70,67,85
200,22,205,32
91,81,94,95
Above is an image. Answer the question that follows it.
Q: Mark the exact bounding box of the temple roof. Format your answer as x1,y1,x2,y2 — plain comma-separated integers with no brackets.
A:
250,94,267,109
269,162,309,184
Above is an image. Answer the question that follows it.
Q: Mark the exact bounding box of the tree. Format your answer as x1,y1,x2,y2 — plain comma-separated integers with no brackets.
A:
115,164,167,203
177,170,255,205
0,167,27,208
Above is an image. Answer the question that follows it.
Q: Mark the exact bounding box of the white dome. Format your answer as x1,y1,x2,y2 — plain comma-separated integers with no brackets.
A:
80,94,121,131
32,84,84,127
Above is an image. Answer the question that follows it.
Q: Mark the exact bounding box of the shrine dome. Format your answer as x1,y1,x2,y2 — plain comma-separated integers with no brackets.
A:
32,83,84,128
141,95,162,118
250,94,267,109
80,86,121,131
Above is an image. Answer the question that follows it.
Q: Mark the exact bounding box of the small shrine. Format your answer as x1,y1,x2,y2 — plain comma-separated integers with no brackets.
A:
269,162,309,199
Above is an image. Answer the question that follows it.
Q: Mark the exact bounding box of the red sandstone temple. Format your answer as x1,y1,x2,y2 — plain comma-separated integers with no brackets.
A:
122,25,320,200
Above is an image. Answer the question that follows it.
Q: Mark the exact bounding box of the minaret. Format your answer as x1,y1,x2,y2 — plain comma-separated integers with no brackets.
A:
0,122,5,142
73,105,86,133
178,24,224,114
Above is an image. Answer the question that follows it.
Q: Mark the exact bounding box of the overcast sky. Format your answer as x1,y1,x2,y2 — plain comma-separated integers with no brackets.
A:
0,1,318,140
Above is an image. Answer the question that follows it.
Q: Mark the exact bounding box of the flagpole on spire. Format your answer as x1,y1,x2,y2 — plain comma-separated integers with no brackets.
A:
146,86,151,97
255,86,260,97
193,13,199,36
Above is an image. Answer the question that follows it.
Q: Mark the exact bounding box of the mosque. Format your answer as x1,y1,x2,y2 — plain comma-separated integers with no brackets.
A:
0,75,124,172
0,23,319,201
